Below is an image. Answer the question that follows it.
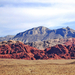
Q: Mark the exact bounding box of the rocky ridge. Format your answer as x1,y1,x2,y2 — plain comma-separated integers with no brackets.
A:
0,41,75,60
0,26,75,43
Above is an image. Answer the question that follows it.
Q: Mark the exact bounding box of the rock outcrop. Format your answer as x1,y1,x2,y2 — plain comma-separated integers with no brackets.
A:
0,41,75,60
44,44,70,59
0,42,45,60
25,38,75,50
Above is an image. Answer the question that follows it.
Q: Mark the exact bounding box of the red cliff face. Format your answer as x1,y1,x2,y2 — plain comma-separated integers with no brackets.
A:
0,42,75,60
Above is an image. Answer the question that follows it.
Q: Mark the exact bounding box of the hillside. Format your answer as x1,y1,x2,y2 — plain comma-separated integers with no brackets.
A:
0,26,75,43
25,38,75,49
0,35,14,42
0,41,75,60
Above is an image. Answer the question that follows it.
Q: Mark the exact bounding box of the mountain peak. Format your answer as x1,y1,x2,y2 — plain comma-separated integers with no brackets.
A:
34,26,50,30
66,26,70,30
0,26,75,43
37,26,45,28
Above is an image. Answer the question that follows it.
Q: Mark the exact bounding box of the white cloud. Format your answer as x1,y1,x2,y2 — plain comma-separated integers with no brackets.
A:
1,0,75,3
0,0,75,36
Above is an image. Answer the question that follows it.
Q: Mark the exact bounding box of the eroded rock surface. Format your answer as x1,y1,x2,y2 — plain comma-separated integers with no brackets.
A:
0,42,75,60
25,38,75,49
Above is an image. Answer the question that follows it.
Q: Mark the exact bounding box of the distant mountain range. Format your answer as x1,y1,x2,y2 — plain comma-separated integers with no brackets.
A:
0,26,75,43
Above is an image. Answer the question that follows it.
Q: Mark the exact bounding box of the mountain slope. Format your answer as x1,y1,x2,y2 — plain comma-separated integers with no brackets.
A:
25,38,75,50
13,26,75,42
0,35,14,42
13,26,51,42
0,26,75,43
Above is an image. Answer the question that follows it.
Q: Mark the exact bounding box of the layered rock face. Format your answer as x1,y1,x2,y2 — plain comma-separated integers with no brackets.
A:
0,41,75,60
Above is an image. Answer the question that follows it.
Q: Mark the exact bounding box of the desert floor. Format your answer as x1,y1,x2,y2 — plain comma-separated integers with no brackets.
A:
0,59,75,75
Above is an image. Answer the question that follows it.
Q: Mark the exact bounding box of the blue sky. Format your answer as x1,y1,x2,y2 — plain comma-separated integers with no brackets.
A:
0,0,75,37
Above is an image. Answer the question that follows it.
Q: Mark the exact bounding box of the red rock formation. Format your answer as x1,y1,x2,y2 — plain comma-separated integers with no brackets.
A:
64,38,75,46
0,42,75,60
66,45,75,59
0,42,45,60
44,44,70,59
